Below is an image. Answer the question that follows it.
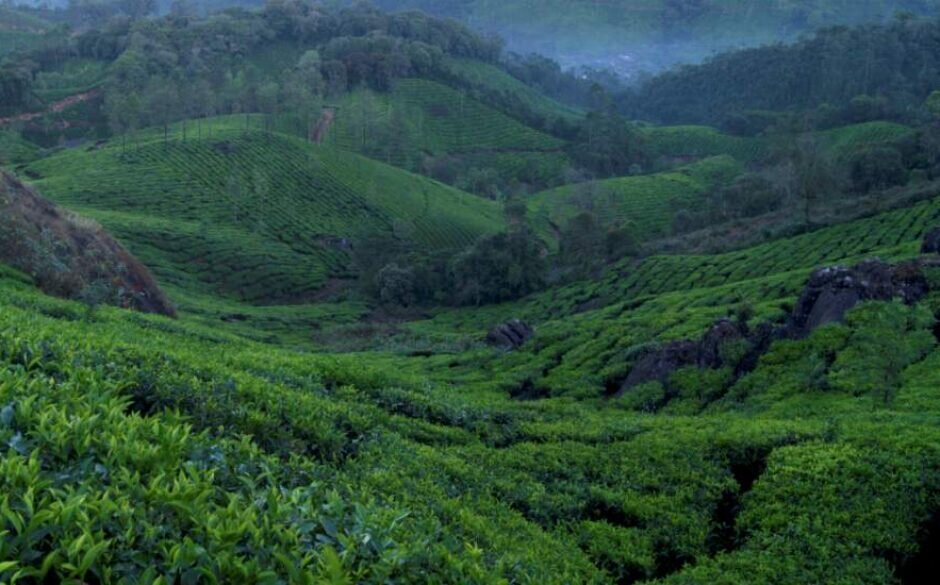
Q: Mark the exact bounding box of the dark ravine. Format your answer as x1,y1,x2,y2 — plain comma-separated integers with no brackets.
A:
0,170,176,317
709,449,772,555
896,511,940,584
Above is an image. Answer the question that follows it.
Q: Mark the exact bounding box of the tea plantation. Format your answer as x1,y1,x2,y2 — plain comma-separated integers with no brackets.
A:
3,186,940,581
528,156,743,245
22,123,504,303
327,78,572,187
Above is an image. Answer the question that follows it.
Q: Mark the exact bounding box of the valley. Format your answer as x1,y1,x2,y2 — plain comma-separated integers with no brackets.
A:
2,1,940,584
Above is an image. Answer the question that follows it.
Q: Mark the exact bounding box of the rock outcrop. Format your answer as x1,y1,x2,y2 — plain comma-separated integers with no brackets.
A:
0,170,175,316
784,259,929,338
619,258,934,398
621,339,700,390
486,319,535,350
619,319,751,394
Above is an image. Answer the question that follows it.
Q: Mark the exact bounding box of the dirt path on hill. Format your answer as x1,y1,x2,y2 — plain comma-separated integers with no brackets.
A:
310,109,336,144
0,89,101,127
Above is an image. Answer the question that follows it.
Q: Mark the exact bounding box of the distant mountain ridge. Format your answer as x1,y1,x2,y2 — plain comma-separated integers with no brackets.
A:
342,0,940,74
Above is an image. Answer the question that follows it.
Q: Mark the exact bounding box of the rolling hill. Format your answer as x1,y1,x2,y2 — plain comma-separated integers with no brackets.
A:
4,167,940,582
20,120,504,303
527,156,742,245
4,3,940,584
327,77,572,190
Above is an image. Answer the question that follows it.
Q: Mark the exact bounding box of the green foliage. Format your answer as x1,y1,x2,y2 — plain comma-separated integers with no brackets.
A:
625,17,940,127
850,145,908,193
529,156,742,246
450,218,546,306
327,78,571,193
23,124,503,302
643,124,767,163
361,0,940,72
6,4,940,583
827,302,936,403
0,130,41,166
569,96,650,178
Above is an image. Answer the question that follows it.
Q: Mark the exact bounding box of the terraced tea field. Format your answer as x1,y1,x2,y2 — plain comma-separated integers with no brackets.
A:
643,125,766,163
22,126,503,302
528,156,742,245
325,78,572,187
0,130,41,165
818,121,914,161
440,57,583,123
3,260,940,584
435,190,940,338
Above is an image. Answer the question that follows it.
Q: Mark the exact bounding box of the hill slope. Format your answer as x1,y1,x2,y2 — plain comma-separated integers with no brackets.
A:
0,170,174,315
3,184,940,583
21,122,503,303
327,78,572,191
528,156,742,245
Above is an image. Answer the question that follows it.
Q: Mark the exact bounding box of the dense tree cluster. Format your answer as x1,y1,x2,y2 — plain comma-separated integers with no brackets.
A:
569,87,650,177
356,200,546,308
622,16,940,132
1,0,505,129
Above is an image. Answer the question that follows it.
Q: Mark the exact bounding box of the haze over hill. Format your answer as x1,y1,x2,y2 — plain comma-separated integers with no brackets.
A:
10,0,940,74
343,0,940,75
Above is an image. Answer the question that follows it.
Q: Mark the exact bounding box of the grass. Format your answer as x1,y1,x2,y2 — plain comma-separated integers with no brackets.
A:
527,155,742,246
21,119,504,303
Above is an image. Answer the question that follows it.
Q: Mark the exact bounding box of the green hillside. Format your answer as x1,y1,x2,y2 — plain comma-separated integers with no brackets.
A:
408,185,940,409
21,121,504,303
641,121,912,167
528,156,742,245
5,3,940,583
327,78,571,189
643,126,766,164
4,179,940,581
0,130,42,166
818,120,914,161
